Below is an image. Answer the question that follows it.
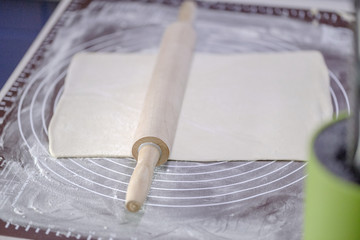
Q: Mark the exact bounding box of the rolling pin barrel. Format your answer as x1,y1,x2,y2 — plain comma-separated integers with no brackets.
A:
126,1,197,212
132,22,196,165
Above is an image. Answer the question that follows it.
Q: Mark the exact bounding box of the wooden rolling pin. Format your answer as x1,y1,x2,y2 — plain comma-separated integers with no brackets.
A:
125,1,197,212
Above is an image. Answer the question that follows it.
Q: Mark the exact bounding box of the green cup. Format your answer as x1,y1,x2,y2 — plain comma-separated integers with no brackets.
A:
304,118,360,240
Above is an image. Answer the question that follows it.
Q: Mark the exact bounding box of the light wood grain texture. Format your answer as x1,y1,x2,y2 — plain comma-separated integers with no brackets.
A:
126,144,160,212
126,0,197,212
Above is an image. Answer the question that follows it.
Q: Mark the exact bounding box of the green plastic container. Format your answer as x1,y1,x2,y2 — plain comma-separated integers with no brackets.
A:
304,118,360,240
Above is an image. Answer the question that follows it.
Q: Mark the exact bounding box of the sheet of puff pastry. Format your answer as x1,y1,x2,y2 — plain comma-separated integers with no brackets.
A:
48,51,332,161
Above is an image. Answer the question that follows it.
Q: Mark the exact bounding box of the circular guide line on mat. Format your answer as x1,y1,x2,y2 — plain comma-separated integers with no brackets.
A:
16,10,350,207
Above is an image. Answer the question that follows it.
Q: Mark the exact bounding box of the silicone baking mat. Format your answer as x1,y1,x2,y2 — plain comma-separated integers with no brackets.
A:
0,0,355,239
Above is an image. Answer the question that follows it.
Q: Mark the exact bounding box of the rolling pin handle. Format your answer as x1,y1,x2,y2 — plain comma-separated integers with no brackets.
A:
178,0,197,23
125,143,161,212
